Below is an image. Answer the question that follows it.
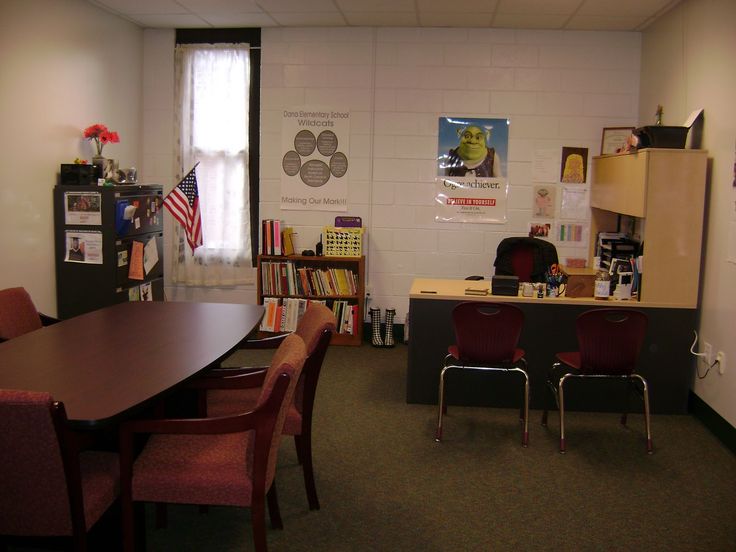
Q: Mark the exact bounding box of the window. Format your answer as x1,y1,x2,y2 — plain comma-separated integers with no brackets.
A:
171,29,260,285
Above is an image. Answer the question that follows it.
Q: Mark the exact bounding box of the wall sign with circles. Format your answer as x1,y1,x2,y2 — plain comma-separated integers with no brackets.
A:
281,108,349,212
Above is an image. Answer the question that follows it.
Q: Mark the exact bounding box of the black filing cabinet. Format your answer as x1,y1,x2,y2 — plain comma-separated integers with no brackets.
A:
54,184,164,319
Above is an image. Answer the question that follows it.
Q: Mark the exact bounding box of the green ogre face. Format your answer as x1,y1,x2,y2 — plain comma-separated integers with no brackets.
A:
457,126,488,163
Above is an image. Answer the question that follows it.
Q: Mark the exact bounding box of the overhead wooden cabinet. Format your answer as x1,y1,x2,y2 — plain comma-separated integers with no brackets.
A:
590,148,707,307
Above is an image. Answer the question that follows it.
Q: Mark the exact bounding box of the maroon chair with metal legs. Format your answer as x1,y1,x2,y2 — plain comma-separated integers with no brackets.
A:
435,302,530,447
541,308,652,454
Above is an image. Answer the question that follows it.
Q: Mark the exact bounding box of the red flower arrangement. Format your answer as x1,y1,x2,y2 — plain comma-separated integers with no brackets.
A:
83,124,120,157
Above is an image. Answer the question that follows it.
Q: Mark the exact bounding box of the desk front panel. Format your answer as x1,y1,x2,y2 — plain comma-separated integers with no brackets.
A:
407,296,694,414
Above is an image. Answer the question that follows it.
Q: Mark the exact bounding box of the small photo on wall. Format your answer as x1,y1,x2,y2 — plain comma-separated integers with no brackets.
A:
529,222,551,238
560,147,588,183
533,185,556,218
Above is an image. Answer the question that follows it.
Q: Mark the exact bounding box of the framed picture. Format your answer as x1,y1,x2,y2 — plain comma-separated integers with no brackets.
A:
600,127,634,155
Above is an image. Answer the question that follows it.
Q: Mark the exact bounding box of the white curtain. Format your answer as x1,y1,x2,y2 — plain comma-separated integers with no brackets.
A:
171,43,252,286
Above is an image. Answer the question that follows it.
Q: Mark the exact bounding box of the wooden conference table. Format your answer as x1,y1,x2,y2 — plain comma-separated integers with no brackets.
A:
0,301,265,429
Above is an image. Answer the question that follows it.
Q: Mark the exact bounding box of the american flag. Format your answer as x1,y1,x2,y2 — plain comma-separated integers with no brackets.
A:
163,165,202,253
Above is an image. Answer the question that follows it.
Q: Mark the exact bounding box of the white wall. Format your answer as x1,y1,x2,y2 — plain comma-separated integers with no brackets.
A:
0,0,143,315
640,0,736,426
260,27,641,321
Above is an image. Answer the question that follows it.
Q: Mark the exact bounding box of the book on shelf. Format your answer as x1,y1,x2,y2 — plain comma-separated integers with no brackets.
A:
261,219,286,256
260,297,279,332
261,297,341,334
284,297,299,332
260,260,359,298
266,220,273,256
282,227,296,256
273,219,281,256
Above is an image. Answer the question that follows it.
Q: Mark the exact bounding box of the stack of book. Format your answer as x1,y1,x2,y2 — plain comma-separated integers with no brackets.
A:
261,219,281,255
260,297,357,336
260,260,358,297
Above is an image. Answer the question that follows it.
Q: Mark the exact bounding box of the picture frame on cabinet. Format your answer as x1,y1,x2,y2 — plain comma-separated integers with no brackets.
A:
601,127,635,155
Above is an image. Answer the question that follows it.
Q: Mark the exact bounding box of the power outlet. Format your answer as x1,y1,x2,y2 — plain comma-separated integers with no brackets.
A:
716,351,726,375
704,342,713,365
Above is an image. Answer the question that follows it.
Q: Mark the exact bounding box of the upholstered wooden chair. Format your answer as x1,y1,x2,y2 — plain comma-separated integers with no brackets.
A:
541,308,651,453
0,389,120,552
0,287,59,342
119,333,307,552
435,302,530,447
203,303,336,511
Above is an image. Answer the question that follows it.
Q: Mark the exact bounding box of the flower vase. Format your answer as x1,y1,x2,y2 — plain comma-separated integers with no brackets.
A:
91,155,105,181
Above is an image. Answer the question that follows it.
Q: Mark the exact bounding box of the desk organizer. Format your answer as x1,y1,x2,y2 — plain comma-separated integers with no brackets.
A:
323,226,363,257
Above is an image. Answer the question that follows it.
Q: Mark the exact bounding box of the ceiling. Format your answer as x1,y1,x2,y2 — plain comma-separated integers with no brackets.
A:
88,0,681,32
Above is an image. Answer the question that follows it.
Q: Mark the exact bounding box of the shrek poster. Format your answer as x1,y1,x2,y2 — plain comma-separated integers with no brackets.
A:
281,107,349,211
436,117,509,223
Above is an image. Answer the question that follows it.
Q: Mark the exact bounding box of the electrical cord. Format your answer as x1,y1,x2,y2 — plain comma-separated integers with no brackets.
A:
690,330,720,379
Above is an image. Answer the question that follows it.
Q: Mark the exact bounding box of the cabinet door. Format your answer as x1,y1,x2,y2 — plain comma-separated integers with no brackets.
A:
115,233,164,288
115,194,163,237
591,153,647,217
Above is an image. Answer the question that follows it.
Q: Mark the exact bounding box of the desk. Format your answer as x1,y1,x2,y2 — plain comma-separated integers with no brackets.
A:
407,279,695,414
0,301,264,428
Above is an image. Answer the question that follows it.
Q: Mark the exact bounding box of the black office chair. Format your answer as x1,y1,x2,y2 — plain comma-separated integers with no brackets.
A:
493,237,558,283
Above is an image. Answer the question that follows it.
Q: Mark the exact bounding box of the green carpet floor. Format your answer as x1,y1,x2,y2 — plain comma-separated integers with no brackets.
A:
11,343,735,551
143,343,736,552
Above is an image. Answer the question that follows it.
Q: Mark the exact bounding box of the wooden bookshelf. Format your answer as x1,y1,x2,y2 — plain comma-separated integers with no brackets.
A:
256,254,365,346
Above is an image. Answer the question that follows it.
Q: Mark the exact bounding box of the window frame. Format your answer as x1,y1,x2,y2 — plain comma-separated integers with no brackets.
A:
176,28,261,265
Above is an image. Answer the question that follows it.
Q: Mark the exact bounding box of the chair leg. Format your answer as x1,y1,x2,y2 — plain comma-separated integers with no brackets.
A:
72,530,88,552
541,362,561,428
621,379,633,426
632,374,653,454
122,489,135,552
267,483,283,530
522,371,530,447
155,503,167,529
558,375,569,454
251,493,268,552
296,431,320,510
294,434,304,465
514,364,530,447
122,502,145,552
435,365,451,442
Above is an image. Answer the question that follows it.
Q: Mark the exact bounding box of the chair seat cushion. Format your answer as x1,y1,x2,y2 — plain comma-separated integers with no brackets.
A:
556,351,581,370
447,345,526,365
79,451,120,530
208,389,302,435
132,433,253,507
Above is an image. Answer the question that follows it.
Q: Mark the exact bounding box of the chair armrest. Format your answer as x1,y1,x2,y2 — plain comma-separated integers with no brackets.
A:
187,368,268,390
205,365,268,377
239,332,291,350
120,373,290,438
39,313,60,326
